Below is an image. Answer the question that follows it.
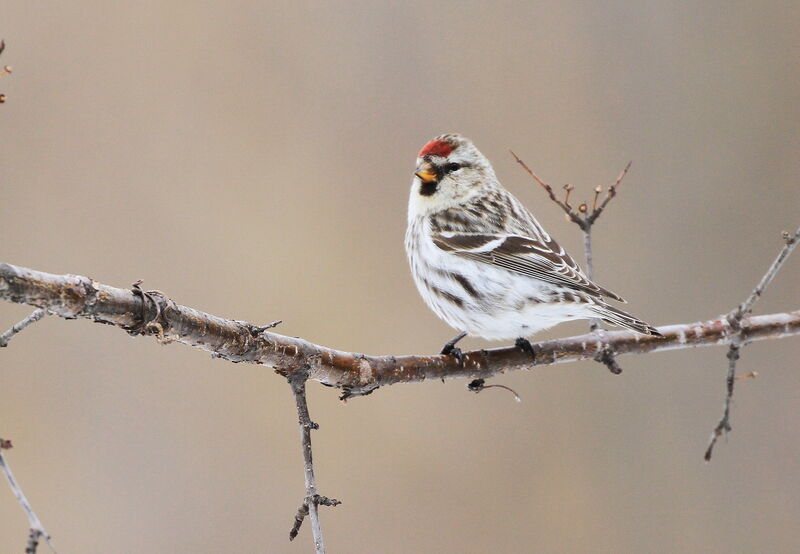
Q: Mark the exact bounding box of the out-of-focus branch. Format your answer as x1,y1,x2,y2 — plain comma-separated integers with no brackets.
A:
0,39,11,104
705,226,800,461
2,262,798,399
0,440,56,553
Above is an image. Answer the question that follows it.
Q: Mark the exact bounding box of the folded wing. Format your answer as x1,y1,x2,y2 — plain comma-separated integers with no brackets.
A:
431,232,625,302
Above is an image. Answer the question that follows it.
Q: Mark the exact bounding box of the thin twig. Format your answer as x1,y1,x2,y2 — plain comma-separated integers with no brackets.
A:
705,226,800,461
0,308,47,347
510,150,584,227
287,370,339,551
581,227,604,334
734,227,800,320
0,441,56,553
586,161,632,225
512,156,634,371
704,344,740,461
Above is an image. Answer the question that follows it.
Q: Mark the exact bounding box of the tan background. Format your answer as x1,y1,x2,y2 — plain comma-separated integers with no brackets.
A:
2,2,799,553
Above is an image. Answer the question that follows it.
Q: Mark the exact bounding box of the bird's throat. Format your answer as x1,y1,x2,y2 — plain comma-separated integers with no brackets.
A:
419,181,438,196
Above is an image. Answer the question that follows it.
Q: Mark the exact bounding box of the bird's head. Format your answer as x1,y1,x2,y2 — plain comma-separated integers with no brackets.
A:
409,134,496,216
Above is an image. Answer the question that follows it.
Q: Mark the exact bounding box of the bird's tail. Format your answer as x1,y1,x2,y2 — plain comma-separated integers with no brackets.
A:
590,303,662,337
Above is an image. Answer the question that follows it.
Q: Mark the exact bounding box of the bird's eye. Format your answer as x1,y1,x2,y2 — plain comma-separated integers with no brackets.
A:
444,162,462,173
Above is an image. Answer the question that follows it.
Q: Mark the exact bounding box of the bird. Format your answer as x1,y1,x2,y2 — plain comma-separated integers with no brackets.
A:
404,133,661,362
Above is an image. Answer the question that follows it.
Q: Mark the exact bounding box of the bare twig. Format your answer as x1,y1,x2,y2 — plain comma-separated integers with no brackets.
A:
0,440,56,553
586,161,632,225
287,370,339,551
0,40,8,104
0,308,47,347
1,262,798,398
512,154,634,371
705,226,800,461
509,150,584,226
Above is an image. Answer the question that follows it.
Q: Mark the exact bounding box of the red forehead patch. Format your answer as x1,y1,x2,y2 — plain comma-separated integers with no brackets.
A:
418,139,454,158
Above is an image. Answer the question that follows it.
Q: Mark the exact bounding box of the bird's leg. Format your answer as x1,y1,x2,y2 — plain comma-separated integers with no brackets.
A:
440,332,467,365
515,337,537,362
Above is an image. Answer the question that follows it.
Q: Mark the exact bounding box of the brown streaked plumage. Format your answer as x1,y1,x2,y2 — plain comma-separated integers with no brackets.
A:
405,133,660,355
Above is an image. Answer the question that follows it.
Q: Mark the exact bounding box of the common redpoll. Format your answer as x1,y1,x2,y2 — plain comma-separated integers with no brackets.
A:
405,133,661,360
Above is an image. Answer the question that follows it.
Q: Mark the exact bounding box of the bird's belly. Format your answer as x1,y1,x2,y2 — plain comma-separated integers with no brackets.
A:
408,238,592,340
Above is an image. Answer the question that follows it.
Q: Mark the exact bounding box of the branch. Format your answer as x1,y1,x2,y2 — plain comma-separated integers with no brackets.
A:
286,371,340,550
585,161,631,225
2,262,799,399
705,226,800,461
0,440,56,553
509,150,585,227
0,39,10,105
0,308,47,347
511,153,633,371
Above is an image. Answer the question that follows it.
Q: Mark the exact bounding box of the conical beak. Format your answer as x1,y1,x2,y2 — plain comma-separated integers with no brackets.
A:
414,162,438,184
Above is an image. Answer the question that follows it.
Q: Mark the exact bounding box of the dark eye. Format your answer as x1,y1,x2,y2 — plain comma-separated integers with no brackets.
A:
444,162,462,173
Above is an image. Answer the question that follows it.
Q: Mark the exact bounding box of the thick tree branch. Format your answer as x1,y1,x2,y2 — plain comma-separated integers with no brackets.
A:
2,262,798,399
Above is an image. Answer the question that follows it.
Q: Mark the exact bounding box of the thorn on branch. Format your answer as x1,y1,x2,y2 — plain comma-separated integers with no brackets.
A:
263,320,282,330
735,371,758,381
467,378,522,402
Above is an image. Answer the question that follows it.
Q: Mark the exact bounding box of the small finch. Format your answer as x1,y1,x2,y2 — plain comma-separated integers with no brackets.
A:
405,133,661,360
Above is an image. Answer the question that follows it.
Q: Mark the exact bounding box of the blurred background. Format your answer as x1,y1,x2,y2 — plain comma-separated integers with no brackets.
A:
2,1,799,552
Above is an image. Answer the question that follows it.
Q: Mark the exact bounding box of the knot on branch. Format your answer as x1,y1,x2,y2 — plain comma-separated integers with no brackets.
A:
289,495,342,541
126,281,170,341
594,346,622,374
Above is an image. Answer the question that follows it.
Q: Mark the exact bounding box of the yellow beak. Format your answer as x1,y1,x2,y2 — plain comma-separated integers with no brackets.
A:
414,163,438,184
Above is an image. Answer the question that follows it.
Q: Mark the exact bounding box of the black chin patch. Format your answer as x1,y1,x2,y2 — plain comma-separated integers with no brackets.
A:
419,181,438,196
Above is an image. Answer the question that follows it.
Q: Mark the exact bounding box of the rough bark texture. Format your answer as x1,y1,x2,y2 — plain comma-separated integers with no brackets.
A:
2,262,799,399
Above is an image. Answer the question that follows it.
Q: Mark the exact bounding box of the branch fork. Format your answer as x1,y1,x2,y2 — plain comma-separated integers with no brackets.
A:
704,225,800,461
511,151,633,373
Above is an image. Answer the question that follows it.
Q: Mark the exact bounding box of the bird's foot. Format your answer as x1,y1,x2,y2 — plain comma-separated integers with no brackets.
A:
441,332,467,365
515,337,537,362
